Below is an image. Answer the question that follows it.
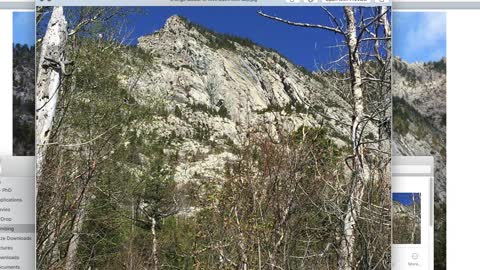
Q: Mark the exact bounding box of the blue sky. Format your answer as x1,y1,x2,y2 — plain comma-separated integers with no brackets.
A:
124,7,361,71
13,12,35,46
393,193,421,206
393,12,446,63
37,7,390,71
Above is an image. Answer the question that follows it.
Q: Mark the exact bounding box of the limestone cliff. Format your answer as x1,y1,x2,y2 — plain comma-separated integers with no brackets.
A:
393,57,446,203
124,15,369,189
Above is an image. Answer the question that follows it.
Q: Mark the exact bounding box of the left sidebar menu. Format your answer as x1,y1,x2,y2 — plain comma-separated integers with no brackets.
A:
0,156,35,270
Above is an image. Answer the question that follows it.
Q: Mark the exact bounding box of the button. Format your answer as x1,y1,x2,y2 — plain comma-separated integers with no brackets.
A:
412,253,419,260
304,0,319,3
286,0,301,3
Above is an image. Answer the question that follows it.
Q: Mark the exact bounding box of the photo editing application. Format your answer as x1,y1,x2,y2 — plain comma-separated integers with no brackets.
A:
392,10,446,270
35,2,392,270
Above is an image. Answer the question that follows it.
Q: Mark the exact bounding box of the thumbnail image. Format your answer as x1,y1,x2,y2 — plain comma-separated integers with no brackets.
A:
12,12,35,156
393,11,446,268
36,7,391,269
392,193,421,244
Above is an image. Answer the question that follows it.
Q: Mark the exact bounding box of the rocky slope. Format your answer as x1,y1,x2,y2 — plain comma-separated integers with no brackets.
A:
125,15,369,193
392,57,446,203
392,200,421,220
392,200,421,244
392,56,446,268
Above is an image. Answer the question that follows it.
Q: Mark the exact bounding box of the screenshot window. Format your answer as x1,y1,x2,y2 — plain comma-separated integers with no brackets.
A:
34,1,392,269
0,0,479,269
392,1,480,269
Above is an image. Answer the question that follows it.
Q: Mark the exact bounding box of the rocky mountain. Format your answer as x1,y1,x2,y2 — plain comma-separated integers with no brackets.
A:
392,56,446,268
392,200,421,220
392,57,446,203
128,15,365,192
392,200,421,244
36,13,393,269
13,44,35,156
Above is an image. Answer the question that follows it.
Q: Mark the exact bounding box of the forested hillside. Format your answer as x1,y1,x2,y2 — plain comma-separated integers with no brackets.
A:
393,56,447,269
36,7,392,270
392,194,421,245
13,44,35,156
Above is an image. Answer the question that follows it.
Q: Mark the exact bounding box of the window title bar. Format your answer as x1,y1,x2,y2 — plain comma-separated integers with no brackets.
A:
36,0,390,7
0,1,34,9
394,1,480,9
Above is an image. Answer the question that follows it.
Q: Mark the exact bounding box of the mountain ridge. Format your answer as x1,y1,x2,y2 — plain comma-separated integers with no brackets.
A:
130,15,363,191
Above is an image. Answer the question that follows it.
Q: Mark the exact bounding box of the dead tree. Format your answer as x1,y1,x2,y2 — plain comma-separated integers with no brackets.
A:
36,7,134,269
35,7,68,269
258,7,391,269
36,6,68,184
411,194,418,244
340,8,365,269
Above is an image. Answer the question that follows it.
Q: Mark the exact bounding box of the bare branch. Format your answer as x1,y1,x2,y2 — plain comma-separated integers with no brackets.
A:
257,11,344,35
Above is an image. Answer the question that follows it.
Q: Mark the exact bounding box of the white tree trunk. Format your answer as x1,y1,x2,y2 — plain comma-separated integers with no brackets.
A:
256,7,389,269
380,6,392,54
234,207,248,270
338,7,366,270
36,7,68,268
411,194,418,243
65,192,87,270
36,7,68,183
151,216,160,270
380,6,392,60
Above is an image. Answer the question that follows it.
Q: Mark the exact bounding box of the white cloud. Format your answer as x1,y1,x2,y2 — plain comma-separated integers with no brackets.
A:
404,12,446,61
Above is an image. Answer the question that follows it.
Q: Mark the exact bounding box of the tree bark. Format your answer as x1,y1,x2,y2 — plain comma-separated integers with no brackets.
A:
65,161,96,270
380,6,391,61
234,207,248,270
65,191,87,270
411,194,418,243
36,6,68,184
151,216,160,270
338,7,366,270
36,7,68,269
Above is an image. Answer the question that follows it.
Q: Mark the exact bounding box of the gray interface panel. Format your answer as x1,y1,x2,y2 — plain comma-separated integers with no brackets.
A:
0,156,35,270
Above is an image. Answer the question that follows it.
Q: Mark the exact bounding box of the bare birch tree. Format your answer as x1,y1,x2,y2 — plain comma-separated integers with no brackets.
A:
259,7,391,269
36,7,148,270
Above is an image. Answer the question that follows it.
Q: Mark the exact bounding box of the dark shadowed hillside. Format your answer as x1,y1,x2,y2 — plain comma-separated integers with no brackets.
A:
13,44,35,156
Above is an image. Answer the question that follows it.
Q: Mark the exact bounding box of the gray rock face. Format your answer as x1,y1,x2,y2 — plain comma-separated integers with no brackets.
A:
392,200,421,244
393,57,446,132
127,15,361,189
392,57,446,204
392,200,421,223
137,15,349,124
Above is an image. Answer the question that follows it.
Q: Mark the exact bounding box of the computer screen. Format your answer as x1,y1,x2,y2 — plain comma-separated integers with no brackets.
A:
34,1,392,269
1,0,480,269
